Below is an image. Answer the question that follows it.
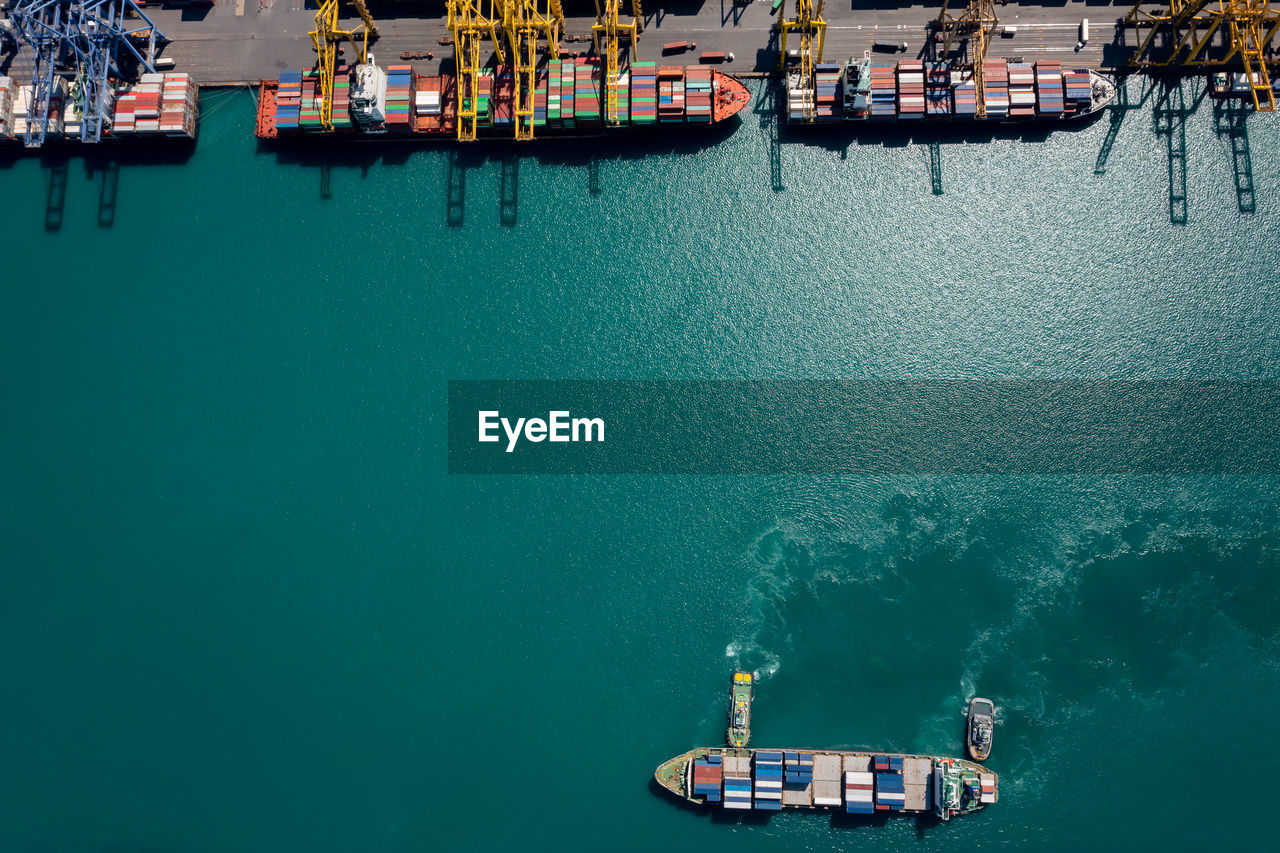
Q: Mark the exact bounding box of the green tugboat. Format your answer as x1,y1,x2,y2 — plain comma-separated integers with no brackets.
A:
728,672,753,748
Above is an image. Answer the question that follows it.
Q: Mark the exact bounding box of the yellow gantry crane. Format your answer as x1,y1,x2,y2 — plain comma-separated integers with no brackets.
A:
935,0,998,119
779,0,827,121
448,0,505,141
310,0,376,131
593,1,641,126
501,1,563,140
1126,1,1279,111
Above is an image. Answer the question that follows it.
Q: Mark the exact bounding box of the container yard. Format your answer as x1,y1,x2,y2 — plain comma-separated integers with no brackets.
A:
1,1,1279,152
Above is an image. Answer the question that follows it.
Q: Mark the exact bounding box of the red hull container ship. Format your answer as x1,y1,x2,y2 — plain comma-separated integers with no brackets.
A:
254,58,751,142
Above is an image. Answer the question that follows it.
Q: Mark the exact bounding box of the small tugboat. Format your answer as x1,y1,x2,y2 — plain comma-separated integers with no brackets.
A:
727,671,753,748
967,697,995,762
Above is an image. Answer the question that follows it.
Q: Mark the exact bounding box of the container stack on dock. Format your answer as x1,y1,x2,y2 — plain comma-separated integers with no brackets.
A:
112,73,199,140
630,62,657,125
1035,61,1064,116
896,60,925,120
692,755,722,803
953,69,977,118
1064,69,1092,114
534,69,549,130
870,61,896,118
658,66,685,123
0,78,16,141
493,69,515,131
1007,62,1036,119
273,71,304,132
812,63,842,123
925,63,951,118
575,59,602,127
752,751,783,810
873,755,906,812
982,59,1009,119
722,756,752,810
685,65,713,124
331,70,352,129
385,65,414,131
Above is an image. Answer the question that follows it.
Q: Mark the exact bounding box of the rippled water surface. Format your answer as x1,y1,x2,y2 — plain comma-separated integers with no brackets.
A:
1,82,1278,850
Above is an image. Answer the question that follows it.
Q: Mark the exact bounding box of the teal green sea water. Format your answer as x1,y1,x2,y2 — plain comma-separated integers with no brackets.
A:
2,81,1279,850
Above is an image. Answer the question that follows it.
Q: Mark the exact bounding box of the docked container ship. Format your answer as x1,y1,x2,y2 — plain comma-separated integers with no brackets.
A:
0,73,199,146
254,58,751,141
655,747,997,820
788,53,1115,127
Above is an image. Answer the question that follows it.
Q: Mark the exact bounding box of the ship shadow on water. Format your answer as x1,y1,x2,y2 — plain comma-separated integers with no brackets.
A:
260,117,735,226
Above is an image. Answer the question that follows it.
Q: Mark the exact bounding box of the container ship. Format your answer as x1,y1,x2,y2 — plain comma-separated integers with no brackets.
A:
0,73,199,147
785,54,1116,127
254,58,751,142
655,747,997,820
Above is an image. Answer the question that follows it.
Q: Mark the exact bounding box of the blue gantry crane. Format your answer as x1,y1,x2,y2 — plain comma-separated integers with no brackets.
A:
7,0,165,147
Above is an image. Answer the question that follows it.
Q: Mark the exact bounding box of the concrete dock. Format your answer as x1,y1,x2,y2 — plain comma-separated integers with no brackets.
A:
2,2,1141,87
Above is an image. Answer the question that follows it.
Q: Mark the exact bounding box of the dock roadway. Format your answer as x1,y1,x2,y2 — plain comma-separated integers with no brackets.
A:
101,2,1136,87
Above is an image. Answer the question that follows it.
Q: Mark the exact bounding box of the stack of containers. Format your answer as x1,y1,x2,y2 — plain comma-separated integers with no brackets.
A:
925,63,951,118
658,66,685,123
869,61,896,119
953,69,977,118
274,70,303,132
473,73,494,128
331,69,352,129
0,77,16,140
492,69,515,132
896,59,925,120
752,751,783,810
692,755,722,802
982,59,1009,119
613,70,631,125
979,773,997,804
723,756,752,810
131,73,162,135
784,752,814,788
559,60,575,129
547,59,562,126
159,72,197,137
1064,69,1092,114
630,62,657,124
534,69,548,129
1007,62,1036,118
873,755,906,812
575,59,602,126
844,770,875,814
299,72,322,132
813,62,841,123
11,85,30,139
1035,60,1064,116
415,84,442,119
685,65,712,123
384,65,414,131
786,76,813,124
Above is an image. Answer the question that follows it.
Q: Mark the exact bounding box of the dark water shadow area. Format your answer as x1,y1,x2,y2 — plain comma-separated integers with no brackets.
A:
259,118,737,225
0,143,195,232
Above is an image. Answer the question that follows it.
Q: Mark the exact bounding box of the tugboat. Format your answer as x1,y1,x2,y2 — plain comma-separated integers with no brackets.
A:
727,671,753,748
967,697,995,762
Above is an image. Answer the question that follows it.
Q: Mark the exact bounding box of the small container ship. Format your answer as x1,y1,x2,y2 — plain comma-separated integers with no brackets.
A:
254,58,751,142
788,53,1115,127
655,747,997,820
